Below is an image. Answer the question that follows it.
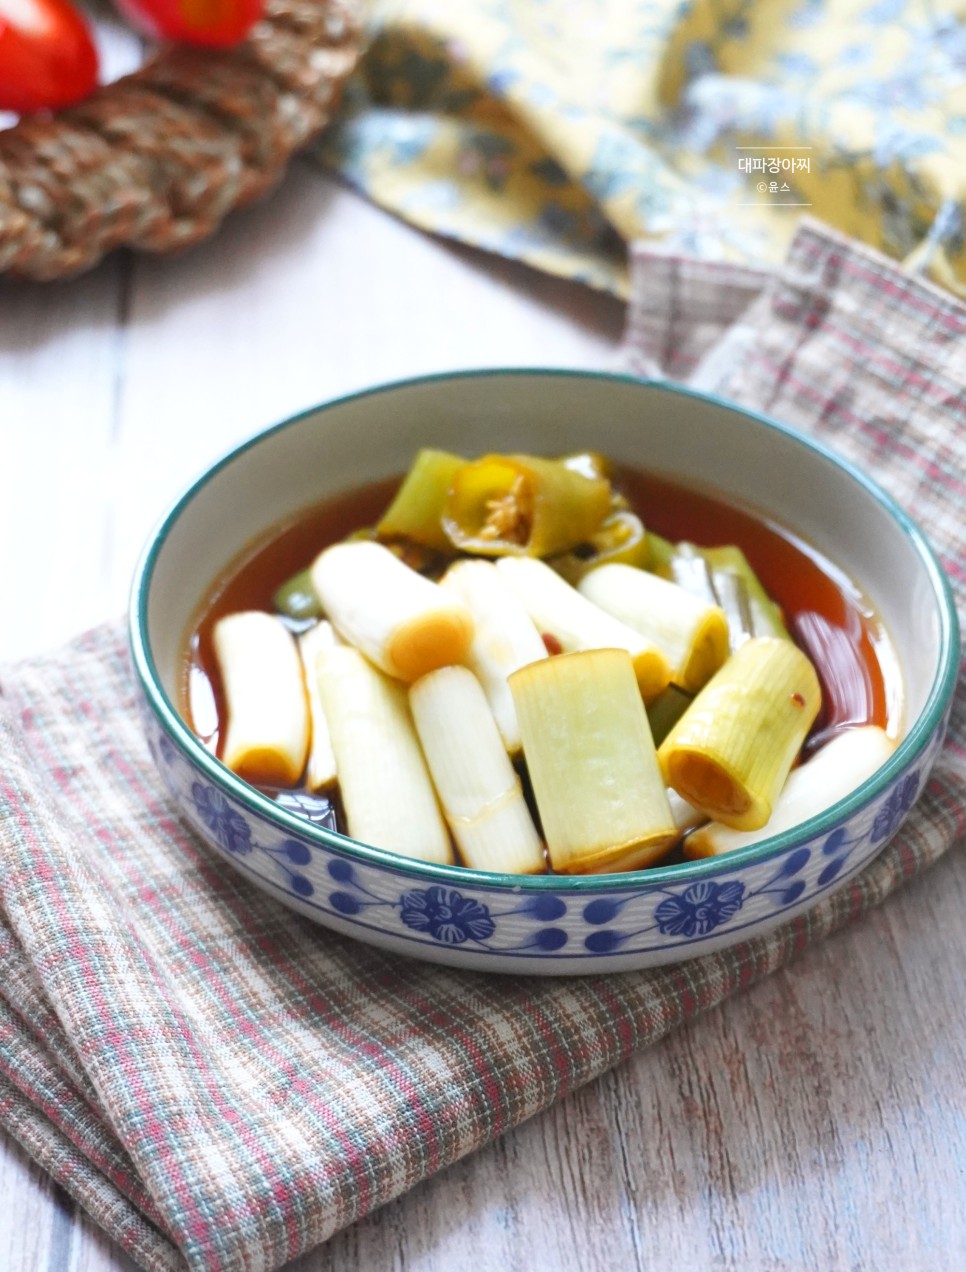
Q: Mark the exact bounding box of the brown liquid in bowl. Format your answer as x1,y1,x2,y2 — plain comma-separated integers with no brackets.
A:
180,466,899,788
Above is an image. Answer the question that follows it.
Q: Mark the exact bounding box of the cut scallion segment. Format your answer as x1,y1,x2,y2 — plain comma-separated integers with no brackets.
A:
509,649,677,874
316,644,453,863
578,562,729,693
298,621,340,791
310,540,474,682
440,559,546,754
658,636,822,831
684,725,895,858
712,569,755,650
213,611,309,786
376,448,465,553
410,666,545,874
496,556,671,700
669,544,718,606
702,545,788,641
660,542,788,647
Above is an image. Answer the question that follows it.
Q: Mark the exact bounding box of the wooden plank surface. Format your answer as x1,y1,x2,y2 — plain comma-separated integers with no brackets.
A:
2,166,965,1271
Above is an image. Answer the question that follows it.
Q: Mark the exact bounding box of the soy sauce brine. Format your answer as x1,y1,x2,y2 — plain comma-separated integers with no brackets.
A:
181,465,902,827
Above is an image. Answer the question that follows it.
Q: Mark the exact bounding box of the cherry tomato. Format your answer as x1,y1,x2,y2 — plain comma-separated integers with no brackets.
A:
0,0,99,113
113,0,263,47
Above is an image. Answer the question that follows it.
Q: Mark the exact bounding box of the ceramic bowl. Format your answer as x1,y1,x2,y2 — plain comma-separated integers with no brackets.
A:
129,370,959,975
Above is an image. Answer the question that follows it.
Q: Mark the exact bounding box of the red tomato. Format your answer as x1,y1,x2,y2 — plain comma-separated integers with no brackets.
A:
0,0,99,113
113,0,263,47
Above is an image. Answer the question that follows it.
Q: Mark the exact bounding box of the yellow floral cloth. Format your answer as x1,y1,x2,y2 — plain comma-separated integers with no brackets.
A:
317,0,966,297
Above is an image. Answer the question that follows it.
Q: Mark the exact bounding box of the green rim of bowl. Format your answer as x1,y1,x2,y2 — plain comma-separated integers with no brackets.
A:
129,368,961,896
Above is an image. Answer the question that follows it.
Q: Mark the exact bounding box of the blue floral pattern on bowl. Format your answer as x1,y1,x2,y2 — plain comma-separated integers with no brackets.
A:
399,887,496,945
654,881,746,938
192,784,253,856
143,704,949,975
128,372,960,975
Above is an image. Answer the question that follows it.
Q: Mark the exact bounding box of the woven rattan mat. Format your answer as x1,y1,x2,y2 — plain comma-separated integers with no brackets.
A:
0,0,362,280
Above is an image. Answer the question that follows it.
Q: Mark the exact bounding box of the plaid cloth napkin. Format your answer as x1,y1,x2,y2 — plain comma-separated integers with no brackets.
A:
1,219,964,1272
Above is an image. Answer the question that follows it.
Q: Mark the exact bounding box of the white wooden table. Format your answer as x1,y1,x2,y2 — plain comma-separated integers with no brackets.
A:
3,165,965,1272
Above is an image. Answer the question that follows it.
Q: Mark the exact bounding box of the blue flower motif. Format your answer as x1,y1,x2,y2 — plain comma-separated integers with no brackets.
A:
398,886,495,945
191,783,252,856
654,881,746,938
871,772,920,842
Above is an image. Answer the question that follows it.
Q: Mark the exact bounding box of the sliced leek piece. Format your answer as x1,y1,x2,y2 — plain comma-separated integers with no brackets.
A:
410,666,545,874
660,542,788,646
509,649,677,874
702,545,788,641
213,611,309,786
684,725,896,858
376,448,465,553
310,540,474,682
669,544,718,605
658,636,822,832
712,568,755,650
316,645,453,863
298,621,340,791
578,563,729,693
440,559,547,754
495,556,671,700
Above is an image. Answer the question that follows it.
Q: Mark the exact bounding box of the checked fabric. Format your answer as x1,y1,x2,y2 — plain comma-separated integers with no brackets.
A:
0,220,964,1270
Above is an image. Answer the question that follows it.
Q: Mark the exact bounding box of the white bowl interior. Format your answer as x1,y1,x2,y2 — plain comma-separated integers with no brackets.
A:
143,373,946,746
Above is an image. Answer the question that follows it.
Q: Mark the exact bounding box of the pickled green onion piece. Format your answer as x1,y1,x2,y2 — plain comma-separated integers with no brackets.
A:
310,540,474,683
578,562,729,693
316,644,453,864
496,556,671,700
713,568,755,651
658,636,821,832
410,666,545,874
440,558,547,755
376,448,465,553
213,611,309,787
669,543,718,606
510,648,676,874
702,544,788,641
297,620,340,791
684,725,895,858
